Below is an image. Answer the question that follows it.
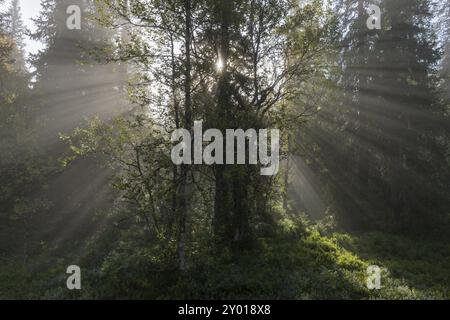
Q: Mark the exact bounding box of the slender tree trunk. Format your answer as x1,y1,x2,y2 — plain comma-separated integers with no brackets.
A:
178,0,192,272
170,32,179,241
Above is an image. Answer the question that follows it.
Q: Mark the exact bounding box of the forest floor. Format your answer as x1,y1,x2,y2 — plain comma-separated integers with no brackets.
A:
1,218,449,299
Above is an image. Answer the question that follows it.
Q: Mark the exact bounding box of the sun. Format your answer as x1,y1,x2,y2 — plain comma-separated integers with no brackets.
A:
215,56,225,72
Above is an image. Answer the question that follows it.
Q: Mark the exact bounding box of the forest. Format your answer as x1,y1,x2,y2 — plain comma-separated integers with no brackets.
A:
0,0,449,300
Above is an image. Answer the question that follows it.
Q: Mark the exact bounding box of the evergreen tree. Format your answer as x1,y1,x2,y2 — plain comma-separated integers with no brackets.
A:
31,0,128,148
0,0,47,261
27,0,129,247
302,0,448,234
5,0,26,70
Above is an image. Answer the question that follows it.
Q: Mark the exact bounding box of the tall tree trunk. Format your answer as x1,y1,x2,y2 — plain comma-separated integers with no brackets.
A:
213,1,233,245
178,0,193,272
170,32,179,241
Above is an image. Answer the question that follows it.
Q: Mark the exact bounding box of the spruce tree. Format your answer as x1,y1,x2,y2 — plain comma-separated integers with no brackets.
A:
302,0,448,234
